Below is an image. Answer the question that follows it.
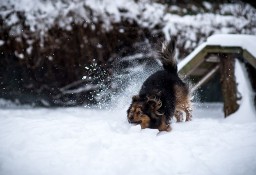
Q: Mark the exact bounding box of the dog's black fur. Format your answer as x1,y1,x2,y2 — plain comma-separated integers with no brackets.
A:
127,39,191,131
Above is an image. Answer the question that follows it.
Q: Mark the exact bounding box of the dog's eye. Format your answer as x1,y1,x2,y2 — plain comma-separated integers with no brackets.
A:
137,111,142,115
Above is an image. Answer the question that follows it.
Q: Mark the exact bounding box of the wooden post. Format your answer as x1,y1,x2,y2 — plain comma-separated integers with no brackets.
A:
219,54,239,117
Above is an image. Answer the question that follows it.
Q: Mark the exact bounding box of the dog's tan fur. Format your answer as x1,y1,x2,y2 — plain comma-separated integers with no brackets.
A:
174,85,192,122
127,102,151,129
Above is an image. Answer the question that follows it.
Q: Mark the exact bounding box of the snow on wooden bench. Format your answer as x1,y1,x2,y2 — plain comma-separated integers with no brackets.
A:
178,34,256,117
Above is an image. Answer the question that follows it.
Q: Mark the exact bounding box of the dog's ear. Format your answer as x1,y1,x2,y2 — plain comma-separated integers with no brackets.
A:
132,95,140,102
146,95,164,116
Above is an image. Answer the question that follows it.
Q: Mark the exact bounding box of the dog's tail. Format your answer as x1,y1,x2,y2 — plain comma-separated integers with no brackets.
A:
159,39,177,73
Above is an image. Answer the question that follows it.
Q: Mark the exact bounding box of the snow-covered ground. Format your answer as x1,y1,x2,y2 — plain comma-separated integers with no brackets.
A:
0,102,256,175
1,59,256,175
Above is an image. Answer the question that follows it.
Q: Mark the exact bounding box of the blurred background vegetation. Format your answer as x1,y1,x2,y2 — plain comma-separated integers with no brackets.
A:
0,0,255,106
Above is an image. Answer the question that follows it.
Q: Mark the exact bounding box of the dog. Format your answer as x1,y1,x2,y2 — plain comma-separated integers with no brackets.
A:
127,39,192,131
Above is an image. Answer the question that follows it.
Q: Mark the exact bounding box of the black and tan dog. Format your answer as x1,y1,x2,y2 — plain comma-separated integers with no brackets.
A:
127,39,192,131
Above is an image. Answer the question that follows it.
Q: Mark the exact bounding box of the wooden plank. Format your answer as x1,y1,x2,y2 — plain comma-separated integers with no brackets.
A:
205,55,220,63
179,46,243,76
189,62,218,76
191,65,220,93
205,46,242,54
179,51,207,76
219,54,239,117
243,50,256,69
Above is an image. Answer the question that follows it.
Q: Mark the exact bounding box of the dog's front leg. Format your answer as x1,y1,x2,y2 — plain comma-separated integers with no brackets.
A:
158,116,172,132
185,107,192,121
140,115,151,129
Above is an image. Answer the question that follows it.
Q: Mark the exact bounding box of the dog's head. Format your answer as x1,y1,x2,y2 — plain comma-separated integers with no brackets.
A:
127,95,151,129
127,95,171,131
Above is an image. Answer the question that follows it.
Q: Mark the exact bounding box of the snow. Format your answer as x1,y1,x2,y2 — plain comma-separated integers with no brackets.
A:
14,51,25,59
0,0,165,33
203,2,212,10
0,102,255,175
0,40,4,46
207,34,256,58
162,13,251,42
1,0,255,40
